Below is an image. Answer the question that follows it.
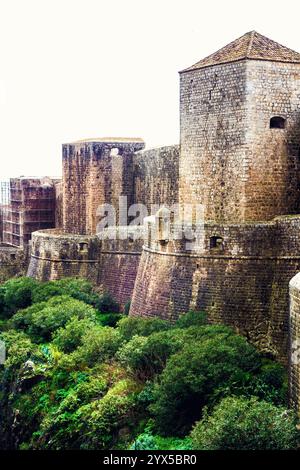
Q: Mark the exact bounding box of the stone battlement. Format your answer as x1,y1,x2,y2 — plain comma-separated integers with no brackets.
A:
2,31,300,413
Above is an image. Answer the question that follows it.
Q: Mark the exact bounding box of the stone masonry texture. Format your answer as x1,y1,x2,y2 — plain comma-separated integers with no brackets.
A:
7,31,300,416
179,59,300,222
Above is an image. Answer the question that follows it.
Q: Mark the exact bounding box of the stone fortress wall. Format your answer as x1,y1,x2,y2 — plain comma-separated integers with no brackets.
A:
27,226,144,307
0,245,26,282
130,35,300,369
131,215,300,363
4,31,300,413
27,229,101,284
289,273,300,412
27,143,180,306
133,146,179,213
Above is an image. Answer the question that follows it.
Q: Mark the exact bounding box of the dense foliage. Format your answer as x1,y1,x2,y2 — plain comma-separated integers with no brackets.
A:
0,277,298,450
191,396,298,450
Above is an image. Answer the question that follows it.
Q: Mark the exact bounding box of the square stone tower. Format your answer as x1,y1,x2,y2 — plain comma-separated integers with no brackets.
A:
62,138,145,235
179,31,300,223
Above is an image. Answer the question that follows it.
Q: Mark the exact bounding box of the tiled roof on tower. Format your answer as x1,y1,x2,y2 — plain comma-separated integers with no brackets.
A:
181,31,300,72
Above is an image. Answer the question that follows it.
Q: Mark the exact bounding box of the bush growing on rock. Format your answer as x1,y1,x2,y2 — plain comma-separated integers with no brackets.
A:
0,329,44,369
191,396,299,450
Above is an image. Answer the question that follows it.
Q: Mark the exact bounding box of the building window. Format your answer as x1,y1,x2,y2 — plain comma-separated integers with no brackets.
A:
270,116,286,129
128,235,134,244
210,236,223,250
110,148,119,157
78,242,88,252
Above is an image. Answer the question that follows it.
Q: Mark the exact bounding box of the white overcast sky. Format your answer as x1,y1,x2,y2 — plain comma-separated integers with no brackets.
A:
1,0,300,179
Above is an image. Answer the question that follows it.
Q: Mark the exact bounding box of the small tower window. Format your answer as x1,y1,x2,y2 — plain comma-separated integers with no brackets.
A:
78,242,88,252
110,148,119,157
210,236,223,250
270,116,286,129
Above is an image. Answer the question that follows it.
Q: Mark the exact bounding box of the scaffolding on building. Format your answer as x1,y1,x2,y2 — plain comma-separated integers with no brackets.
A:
0,181,11,244
0,181,10,206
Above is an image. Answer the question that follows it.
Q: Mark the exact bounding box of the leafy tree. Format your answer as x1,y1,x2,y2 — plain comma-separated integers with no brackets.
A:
150,333,261,435
117,316,171,341
0,330,44,369
52,317,96,353
0,277,39,318
58,325,123,370
191,396,299,450
31,278,97,305
117,329,186,380
67,379,141,450
94,292,120,314
96,313,123,327
175,310,207,329
10,295,98,342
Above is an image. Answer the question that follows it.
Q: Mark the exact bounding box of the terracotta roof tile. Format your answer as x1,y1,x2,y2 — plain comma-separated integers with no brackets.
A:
181,31,300,72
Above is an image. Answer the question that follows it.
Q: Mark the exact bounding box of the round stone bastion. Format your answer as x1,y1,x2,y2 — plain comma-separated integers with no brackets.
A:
27,229,101,283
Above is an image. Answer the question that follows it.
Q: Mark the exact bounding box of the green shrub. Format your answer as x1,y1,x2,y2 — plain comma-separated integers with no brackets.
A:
75,375,108,403
150,333,261,435
191,396,299,450
58,326,123,370
117,335,148,377
73,379,141,449
10,296,97,342
31,280,74,304
9,301,46,331
130,432,158,450
0,277,39,318
123,301,131,316
248,359,288,405
0,330,44,368
97,313,123,327
94,292,120,314
130,432,192,450
117,329,186,380
78,327,123,366
136,382,156,407
32,278,99,306
175,311,207,329
29,374,110,450
52,317,96,353
154,435,192,450
117,317,171,341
